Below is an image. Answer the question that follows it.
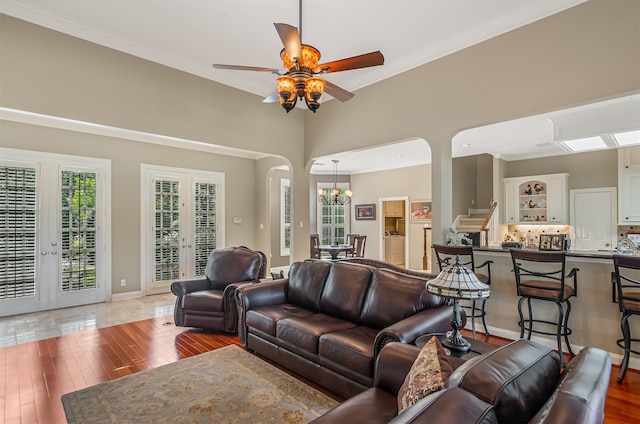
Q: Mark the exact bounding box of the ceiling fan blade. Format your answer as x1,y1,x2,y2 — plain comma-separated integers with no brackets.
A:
213,64,280,74
324,81,355,102
319,51,384,73
274,23,302,61
263,90,279,103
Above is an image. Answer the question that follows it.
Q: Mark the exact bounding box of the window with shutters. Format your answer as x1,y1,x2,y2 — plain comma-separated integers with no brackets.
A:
280,178,291,256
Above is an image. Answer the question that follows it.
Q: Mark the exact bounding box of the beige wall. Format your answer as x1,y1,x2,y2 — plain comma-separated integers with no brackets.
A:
504,149,618,189
350,164,432,269
0,121,259,294
304,0,640,243
1,0,639,297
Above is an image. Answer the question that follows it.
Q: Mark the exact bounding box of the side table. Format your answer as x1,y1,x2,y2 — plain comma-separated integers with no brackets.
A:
415,333,493,362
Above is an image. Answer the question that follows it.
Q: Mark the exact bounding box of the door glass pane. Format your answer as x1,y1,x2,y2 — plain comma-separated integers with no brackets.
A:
60,171,97,292
194,182,217,276
0,166,37,299
154,180,180,281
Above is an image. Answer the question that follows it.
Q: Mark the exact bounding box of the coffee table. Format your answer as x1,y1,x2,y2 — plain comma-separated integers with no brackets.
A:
415,333,493,362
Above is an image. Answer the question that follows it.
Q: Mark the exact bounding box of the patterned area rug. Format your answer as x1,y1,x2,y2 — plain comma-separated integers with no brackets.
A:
61,345,338,423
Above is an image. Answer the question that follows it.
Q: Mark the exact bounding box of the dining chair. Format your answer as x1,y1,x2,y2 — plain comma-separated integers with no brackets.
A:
351,235,367,258
310,234,321,259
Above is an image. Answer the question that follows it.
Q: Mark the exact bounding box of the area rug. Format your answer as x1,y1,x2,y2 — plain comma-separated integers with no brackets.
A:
61,345,338,423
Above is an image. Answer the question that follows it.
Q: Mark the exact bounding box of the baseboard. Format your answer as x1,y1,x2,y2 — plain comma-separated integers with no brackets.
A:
468,324,639,372
111,290,143,301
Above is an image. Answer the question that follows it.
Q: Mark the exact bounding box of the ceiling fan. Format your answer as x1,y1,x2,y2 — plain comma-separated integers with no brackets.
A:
212,0,384,113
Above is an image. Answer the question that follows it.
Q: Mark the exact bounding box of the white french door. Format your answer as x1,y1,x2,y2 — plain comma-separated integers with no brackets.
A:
142,165,225,294
0,149,110,316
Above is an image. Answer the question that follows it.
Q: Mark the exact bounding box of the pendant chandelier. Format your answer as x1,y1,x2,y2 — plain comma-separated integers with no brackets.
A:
318,160,352,206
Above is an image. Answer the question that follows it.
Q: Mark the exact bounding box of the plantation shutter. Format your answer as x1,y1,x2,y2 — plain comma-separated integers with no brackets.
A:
0,166,37,299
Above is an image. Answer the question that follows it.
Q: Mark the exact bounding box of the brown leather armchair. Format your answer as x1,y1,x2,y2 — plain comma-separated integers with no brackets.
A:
171,246,266,332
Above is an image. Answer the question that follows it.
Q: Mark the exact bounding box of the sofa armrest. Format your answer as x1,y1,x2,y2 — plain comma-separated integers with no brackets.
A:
222,280,259,333
374,342,422,395
170,278,210,296
529,347,611,424
236,278,288,310
235,279,289,344
374,305,463,357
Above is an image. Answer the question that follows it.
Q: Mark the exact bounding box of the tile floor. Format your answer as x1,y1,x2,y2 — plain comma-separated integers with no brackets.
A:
0,293,176,348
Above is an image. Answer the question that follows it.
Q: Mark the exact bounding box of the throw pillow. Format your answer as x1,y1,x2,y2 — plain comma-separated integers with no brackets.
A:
397,336,453,413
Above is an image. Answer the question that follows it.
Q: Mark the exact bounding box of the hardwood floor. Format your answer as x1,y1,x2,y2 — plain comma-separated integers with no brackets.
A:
0,316,637,423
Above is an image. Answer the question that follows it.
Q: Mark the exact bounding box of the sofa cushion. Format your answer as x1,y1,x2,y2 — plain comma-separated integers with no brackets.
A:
287,261,333,311
319,262,373,322
445,339,561,423
397,336,453,413
359,269,443,329
318,326,378,377
246,304,315,336
182,290,223,311
277,313,357,354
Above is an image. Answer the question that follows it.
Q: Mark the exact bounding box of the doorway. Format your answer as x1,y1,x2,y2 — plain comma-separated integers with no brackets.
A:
0,149,111,316
380,197,409,267
141,165,225,295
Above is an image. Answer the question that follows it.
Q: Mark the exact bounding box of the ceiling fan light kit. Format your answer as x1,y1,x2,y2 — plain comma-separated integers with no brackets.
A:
212,0,383,114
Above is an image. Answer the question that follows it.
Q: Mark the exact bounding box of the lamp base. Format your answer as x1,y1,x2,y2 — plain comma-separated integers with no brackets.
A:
442,330,471,352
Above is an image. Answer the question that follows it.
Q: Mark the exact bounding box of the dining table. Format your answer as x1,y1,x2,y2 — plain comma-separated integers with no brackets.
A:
317,244,354,260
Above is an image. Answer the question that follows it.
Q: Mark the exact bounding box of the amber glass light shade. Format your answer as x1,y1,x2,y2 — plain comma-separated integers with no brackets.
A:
277,76,295,98
281,45,321,71
305,77,325,102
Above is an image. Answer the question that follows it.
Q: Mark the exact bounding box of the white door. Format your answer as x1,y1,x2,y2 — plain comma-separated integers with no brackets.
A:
0,149,110,316
570,188,617,251
142,165,225,294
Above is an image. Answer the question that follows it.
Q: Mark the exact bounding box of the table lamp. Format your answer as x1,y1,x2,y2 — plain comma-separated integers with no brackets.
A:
426,255,490,352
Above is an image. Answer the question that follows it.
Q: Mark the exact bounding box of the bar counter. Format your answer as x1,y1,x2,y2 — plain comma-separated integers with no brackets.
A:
470,246,634,368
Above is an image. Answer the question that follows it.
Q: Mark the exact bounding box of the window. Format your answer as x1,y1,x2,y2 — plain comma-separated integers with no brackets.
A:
280,178,291,256
317,182,351,245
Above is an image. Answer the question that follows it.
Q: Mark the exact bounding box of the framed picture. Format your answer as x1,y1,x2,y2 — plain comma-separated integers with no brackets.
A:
539,234,565,251
355,204,376,220
410,200,432,221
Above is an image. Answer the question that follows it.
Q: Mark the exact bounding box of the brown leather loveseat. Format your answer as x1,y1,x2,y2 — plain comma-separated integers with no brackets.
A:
236,260,458,398
313,339,611,424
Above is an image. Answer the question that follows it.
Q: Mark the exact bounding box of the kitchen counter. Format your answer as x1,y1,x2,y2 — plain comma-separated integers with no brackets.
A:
467,246,638,371
474,246,617,260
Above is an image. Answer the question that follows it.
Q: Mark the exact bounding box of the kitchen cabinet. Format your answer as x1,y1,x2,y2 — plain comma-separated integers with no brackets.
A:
503,173,569,224
619,146,640,224
384,236,405,266
384,200,404,217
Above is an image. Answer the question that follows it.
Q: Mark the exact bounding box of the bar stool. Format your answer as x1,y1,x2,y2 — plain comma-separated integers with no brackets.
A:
432,244,493,338
612,254,640,383
510,249,578,367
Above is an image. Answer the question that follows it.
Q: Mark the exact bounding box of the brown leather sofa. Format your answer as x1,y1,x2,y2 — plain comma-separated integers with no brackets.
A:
312,339,611,424
171,246,266,332
236,260,459,398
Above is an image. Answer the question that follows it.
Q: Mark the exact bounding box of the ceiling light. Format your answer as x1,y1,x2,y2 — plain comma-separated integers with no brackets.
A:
613,129,640,146
318,160,352,206
460,143,470,147
560,136,607,152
